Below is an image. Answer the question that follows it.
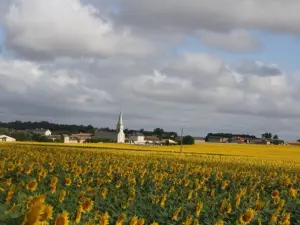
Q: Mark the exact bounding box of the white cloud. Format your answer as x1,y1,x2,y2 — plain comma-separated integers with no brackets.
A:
4,0,155,59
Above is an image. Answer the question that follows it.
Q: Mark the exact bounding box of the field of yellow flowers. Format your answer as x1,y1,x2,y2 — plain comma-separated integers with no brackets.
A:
0,143,299,225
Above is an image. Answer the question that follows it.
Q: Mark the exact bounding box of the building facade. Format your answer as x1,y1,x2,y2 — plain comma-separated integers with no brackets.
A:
0,135,16,142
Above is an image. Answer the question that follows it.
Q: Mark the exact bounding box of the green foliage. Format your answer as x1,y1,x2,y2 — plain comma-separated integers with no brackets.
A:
262,132,272,139
272,139,284,145
181,135,195,145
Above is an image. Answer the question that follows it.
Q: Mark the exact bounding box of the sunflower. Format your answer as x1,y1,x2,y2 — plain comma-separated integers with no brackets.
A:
255,200,265,211
160,194,167,207
58,190,66,203
74,206,83,224
99,211,109,225
26,179,38,192
101,188,108,199
183,215,193,225
22,199,46,225
279,213,290,225
55,211,69,225
115,180,122,189
272,190,280,199
40,205,53,220
269,215,277,224
65,177,72,186
193,219,199,225
81,198,94,213
172,207,181,221
6,162,14,171
27,195,46,209
195,201,203,217
130,216,138,225
137,218,145,225
215,220,224,225
116,214,126,225
50,177,58,193
289,187,297,198
239,208,255,225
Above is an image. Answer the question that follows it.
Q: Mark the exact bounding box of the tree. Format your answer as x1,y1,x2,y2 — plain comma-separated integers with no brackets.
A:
181,135,195,145
153,128,164,137
262,132,272,139
273,134,278,140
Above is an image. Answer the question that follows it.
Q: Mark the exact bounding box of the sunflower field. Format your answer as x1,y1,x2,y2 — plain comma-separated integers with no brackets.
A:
0,143,299,225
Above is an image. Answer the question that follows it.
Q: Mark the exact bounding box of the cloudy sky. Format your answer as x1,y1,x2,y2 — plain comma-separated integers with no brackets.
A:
1,0,300,140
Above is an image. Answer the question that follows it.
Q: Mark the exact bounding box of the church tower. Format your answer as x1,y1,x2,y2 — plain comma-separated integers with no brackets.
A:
116,111,125,143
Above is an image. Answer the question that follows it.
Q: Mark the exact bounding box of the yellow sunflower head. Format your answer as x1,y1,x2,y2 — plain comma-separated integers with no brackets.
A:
81,198,94,213
55,211,69,225
26,179,38,192
40,205,53,220
239,208,255,225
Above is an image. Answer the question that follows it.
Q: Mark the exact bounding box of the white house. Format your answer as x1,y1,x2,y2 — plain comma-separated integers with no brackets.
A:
129,132,145,144
63,135,79,144
0,135,16,142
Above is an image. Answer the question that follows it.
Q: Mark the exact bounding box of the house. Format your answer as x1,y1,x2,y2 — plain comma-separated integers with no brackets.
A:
230,136,245,144
63,135,80,144
0,135,16,142
93,112,125,143
32,129,51,136
71,133,93,142
194,137,205,143
144,136,160,144
252,138,271,145
129,132,145,144
206,136,229,143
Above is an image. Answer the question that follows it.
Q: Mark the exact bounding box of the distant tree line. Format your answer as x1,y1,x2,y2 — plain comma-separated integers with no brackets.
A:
0,121,96,134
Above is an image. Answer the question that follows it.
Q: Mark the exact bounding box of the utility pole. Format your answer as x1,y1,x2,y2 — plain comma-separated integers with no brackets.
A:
180,126,183,153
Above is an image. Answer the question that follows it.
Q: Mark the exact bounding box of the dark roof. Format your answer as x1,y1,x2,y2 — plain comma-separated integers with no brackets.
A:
144,136,160,141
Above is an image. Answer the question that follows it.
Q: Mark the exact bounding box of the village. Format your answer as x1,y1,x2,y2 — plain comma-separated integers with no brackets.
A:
1,111,298,146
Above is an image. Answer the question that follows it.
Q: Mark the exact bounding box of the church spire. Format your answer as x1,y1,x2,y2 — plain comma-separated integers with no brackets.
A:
117,111,123,126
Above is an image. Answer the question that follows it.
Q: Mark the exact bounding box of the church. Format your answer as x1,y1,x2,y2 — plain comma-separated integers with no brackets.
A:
94,112,125,143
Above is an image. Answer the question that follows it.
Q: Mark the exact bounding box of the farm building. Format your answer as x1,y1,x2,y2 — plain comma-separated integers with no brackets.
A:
128,132,145,144
0,135,16,142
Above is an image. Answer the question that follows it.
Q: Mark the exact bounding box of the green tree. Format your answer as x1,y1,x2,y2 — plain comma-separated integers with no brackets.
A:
181,135,195,145
273,134,278,140
262,132,272,139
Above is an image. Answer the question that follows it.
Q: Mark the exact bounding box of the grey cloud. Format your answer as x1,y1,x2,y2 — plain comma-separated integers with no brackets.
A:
199,29,261,52
113,0,300,36
237,60,282,76
1,56,300,140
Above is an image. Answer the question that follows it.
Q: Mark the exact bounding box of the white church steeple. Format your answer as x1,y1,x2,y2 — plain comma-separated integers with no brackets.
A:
116,111,125,143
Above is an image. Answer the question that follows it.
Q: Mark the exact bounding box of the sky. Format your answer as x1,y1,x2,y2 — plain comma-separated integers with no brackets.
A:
1,0,300,140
